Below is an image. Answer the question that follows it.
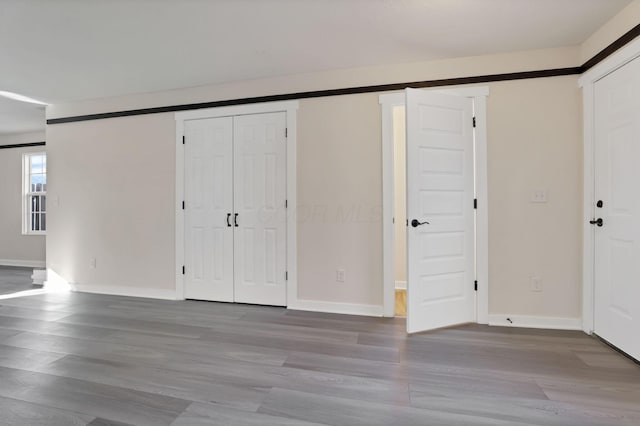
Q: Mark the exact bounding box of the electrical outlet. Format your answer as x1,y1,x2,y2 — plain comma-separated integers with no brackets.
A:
531,190,547,203
90,258,97,269
336,269,346,283
530,276,542,292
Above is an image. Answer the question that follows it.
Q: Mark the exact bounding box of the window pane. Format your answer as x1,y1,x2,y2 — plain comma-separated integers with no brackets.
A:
31,155,44,174
31,174,46,192
25,154,47,234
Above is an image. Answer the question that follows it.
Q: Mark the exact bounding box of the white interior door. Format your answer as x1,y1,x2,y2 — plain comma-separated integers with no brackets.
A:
405,88,475,333
233,112,287,306
184,117,234,302
593,56,640,360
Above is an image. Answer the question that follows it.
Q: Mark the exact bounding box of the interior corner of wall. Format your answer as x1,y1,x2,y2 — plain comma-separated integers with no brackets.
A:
43,268,75,292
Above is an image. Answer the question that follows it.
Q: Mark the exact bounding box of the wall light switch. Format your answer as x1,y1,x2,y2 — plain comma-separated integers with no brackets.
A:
336,269,346,283
531,190,547,203
530,276,542,292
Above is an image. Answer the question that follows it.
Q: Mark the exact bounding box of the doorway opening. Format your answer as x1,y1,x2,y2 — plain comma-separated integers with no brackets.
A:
392,106,407,316
380,87,490,333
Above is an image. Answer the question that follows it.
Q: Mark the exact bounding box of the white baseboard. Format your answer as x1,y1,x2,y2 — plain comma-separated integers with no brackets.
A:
395,281,406,290
31,269,46,285
488,314,582,331
43,268,177,300
288,299,384,317
0,259,46,268
71,284,178,300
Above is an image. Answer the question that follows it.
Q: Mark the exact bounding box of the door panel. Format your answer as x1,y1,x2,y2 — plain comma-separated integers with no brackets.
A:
594,56,640,360
184,117,234,302
406,88,475,333
233,112,287,306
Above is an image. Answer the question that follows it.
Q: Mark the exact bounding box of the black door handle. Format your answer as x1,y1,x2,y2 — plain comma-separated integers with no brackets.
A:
589,218,603,227
411,219,430,228
226,213,231,227
234,213,239,227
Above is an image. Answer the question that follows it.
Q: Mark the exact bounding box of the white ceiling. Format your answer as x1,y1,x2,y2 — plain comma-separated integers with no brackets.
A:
0,0,632,134
0,97,45,135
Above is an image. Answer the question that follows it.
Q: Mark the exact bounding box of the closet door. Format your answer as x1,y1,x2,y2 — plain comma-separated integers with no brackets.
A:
233,112,287,306
593,56,640,361
184,117,234,302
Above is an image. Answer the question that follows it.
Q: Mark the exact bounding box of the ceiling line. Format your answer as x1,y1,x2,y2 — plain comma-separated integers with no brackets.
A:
46,21,640,126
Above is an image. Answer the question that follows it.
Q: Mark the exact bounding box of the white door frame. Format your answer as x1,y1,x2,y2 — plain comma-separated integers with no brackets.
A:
174,101,299,304
379,86,489,322
579,37,640,334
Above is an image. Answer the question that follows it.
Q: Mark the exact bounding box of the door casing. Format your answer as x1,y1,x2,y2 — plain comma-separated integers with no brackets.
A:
379,86,489,322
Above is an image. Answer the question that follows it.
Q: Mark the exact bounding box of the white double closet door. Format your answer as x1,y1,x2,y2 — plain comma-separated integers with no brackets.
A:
184,112,287,306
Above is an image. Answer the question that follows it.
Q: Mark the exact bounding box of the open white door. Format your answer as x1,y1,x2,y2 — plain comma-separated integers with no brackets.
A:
406,88,475,333
593,56,640,361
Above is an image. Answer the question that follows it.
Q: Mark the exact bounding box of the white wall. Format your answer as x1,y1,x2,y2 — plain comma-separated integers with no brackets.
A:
296,94,383,305
0,131,46,266
44,7,639,318
48,46,579,119
487,76,582,318
46,115,175,291
45,50,584,317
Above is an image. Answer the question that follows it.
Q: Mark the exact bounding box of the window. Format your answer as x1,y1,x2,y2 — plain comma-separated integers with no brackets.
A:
23,153,47,234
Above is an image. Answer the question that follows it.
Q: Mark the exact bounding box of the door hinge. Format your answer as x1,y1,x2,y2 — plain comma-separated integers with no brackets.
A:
474,198,477,209
285,128,288,138
473,117,476,128
182,265,185,275
285,199,288,209
285,271,288,281
182,201,185,210
182,135,185,144
474,280,478,291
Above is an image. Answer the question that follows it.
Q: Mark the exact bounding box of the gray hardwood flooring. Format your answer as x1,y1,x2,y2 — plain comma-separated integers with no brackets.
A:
0,266,39,296
0,268,638,425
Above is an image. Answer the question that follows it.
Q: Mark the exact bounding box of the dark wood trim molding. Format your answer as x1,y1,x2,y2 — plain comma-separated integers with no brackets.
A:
0,141,46,150
46,21,640,126
46,67,580,125
581,22,640,71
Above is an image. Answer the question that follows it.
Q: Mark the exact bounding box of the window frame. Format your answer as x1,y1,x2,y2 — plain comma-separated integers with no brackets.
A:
22,152,47,235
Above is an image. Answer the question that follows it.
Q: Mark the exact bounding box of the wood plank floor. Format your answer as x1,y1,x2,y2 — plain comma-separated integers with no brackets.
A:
0,266,39,296
0,268,638,425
